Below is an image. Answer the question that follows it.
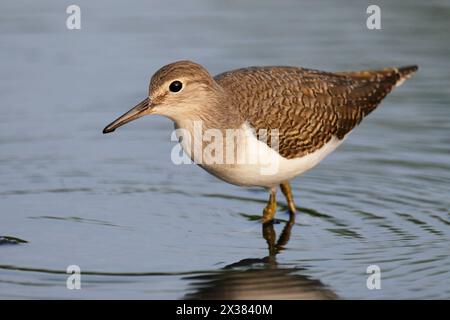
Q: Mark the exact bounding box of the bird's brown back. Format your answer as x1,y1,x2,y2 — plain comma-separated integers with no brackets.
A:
215,65,417,159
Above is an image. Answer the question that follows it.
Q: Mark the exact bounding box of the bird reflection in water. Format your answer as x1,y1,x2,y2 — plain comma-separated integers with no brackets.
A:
184,213,337,300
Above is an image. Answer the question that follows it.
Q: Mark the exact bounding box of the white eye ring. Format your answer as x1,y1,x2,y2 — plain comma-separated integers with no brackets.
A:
169,80,183,93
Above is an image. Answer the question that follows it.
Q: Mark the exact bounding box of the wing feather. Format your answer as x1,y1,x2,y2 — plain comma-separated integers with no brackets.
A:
215,66,416,159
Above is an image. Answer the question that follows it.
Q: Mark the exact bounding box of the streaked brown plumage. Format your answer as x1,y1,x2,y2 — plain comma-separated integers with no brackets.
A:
103,60,418,223
215,65,417,158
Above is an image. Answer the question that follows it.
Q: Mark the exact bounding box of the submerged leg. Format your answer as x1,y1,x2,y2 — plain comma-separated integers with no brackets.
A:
263,210,296,259
280,181,297,214
262,187,277,223
262,220,277,258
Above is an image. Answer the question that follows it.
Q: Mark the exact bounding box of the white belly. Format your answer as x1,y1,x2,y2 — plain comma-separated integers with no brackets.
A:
177,122,344,188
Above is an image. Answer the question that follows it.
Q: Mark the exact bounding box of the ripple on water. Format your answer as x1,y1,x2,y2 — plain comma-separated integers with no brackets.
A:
1,0,450,300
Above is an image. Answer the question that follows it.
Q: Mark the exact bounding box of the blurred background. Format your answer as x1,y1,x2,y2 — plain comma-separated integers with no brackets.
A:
0,0,449,299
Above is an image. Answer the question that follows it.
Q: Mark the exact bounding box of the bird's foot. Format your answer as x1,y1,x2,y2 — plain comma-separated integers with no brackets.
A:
262,188,277,223
280,181,297,214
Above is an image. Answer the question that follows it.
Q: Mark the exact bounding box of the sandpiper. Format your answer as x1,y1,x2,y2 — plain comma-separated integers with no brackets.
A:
103,61,417,223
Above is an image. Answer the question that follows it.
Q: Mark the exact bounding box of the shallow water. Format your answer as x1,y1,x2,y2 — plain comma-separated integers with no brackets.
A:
1,0,449,299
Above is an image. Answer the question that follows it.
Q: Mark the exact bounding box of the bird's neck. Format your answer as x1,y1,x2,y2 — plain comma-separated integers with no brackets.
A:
174,93,243,133
173,96,245,165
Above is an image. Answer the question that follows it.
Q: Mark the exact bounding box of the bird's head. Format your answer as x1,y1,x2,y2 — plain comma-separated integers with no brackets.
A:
103,60,219,134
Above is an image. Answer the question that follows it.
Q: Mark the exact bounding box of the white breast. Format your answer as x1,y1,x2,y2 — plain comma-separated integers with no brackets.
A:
176,122,344,188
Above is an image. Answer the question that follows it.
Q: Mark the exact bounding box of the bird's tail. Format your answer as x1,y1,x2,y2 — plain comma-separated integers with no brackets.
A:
395,65,418,87
336,65,418,87
335,65,418,117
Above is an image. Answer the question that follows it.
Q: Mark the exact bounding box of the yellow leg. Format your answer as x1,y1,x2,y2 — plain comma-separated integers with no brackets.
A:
262,187,277,223
280,181,297,214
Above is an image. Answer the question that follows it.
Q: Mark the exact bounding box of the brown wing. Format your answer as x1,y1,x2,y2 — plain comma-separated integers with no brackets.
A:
215,65,417,159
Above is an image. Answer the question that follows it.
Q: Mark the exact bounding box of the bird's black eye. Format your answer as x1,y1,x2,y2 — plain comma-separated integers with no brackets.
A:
169,80,183,93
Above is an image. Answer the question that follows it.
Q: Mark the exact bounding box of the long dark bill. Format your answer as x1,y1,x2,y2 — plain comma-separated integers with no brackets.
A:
103,98,150,134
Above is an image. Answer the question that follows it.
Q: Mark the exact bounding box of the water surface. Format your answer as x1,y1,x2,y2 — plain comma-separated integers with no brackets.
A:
0,0,449,299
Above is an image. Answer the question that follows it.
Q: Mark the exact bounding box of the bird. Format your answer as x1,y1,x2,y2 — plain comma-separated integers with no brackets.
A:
103,60,417,223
